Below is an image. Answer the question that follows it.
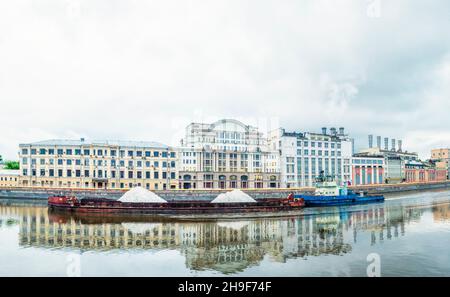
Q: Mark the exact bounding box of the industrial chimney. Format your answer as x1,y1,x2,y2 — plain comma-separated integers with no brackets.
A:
368,135,373,148
398,140,402,152
322,127,327,135
391,139,396,151
376,136,381,149
384,138,389,150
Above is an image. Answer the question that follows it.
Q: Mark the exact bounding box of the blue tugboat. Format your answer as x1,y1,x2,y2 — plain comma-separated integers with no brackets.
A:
294,172,384,207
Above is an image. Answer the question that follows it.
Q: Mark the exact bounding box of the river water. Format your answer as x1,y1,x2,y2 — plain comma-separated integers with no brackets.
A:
1,190,450,277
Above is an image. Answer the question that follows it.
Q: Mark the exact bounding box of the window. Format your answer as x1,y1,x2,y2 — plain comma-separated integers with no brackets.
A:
154,172,159,179
145,151,151,157
97,149,103,156
111,150,117,157
76,170,81,177
170,152,176,158
162,152,168,158
128,171,133,179
136,151,142,157
146,172,151,179
40,169,45,176
84,170,90,177
49,169,54,177
154,161,159,168
171,161,175,168
22,148,28,155
67,160,72,165
66,149,72,155
111,160,116,167
170,172,175,179
67,170,72,177
39,149,46,155
75,149,81,155
58,159,63,165
128,151,134,157
111,171,116,178
162,172,167,179
137,161,142,167
58,169,63,177
154,151,159,157
83,149,90,155
31,149,36,155
137,171,142,179
57,149,63,155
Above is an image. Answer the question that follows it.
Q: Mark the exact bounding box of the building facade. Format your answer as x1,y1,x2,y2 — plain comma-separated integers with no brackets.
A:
178,119,280,189
19,139,178,190
268,127,353,188
357,147,419,184
431,148,450,179
351,155,385,185
0,170,20,188
405,160,447,183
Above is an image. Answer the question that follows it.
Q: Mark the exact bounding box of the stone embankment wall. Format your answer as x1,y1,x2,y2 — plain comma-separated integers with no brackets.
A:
1,181,450,201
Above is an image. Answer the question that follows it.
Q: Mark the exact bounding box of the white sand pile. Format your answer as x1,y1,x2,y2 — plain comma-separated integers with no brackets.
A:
118,187,167,203
211,189,256,204
217,221,250,230
121,223,162,234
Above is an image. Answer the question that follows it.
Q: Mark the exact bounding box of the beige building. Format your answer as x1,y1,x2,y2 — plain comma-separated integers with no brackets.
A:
0,169,20,188
431,148,450,179
19,139,178,190
178,119,280,189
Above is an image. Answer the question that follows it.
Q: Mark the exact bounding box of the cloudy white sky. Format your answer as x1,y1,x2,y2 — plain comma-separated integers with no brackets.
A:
0,0,449,160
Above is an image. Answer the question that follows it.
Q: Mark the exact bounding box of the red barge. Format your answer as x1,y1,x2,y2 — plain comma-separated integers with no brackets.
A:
48,194,305,218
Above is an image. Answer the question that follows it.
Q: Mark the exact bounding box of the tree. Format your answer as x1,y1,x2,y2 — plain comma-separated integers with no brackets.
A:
4,161,19,170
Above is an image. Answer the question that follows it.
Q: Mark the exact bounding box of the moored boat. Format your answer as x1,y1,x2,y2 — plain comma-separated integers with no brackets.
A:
294,173,384,207
48,189,305,218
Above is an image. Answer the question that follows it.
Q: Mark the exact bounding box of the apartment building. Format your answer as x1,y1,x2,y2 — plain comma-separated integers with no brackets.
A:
19,139,178,190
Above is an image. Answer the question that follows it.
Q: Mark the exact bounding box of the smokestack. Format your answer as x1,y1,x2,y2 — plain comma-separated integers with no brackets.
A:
368,135,373,148
391,139,396,151
377,136,381,149
339,127,344,135
322,127,327,135
384,138,389,150
398,140,402,152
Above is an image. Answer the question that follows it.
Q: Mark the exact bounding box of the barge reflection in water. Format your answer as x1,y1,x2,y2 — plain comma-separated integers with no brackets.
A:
1,190,450,276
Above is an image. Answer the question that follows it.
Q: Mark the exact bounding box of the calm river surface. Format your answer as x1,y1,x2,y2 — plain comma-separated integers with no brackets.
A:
1,190,450,277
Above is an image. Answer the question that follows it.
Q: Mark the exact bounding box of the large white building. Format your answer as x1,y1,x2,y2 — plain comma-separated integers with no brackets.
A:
268,127,353,188
177,119,280,189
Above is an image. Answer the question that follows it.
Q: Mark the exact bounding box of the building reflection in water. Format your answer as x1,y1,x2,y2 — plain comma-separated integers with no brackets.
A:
0,201,436,274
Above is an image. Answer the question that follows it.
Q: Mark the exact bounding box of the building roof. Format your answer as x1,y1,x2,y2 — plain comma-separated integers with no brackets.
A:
0,169,20,176
19,139,170,149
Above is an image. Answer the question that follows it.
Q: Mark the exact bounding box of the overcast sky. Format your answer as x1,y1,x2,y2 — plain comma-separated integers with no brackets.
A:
0,0,449,160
